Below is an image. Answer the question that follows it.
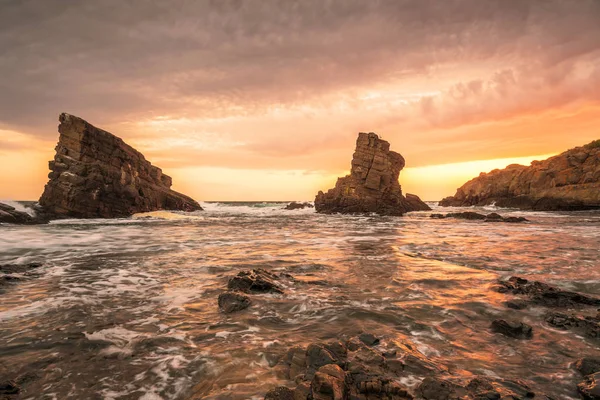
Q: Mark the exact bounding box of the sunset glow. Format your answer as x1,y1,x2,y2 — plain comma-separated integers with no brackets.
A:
1,1,599,201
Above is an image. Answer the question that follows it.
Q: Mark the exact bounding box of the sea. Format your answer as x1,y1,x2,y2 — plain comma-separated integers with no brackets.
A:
0,201,599,399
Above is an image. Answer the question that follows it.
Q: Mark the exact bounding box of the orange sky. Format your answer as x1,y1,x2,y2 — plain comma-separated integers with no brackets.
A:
1,1,599,201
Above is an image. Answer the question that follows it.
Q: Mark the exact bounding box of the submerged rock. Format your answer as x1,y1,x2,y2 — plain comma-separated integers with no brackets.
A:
38,113,202,219
284,202,314,210
491,319,533,339
578,372,600,400
0,203,47,225
0,380,19,395
439,140,600,211
430,212,528,223
314,132,430,216
497,276,600,308
217,291,251,313
227,269,284,294
545,312,600,339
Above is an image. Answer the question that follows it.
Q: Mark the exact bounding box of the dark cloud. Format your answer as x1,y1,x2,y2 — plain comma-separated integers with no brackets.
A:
2,0,599,139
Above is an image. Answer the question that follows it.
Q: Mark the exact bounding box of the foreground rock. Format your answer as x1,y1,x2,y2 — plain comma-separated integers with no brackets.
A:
266,335,545,400
546,312,600,339
431,212,528,223
227,269,284,294
38,113,202,219
576,357,600,377
497,276,600,308
284,202,314,210
315,132,430,216
217,291,251,313
578,372,600,400
0,203,48,225
439,140,600,211
491,319,533,339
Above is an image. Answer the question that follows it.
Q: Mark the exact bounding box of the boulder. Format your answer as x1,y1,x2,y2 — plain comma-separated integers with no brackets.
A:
576,357,600,377
284,202,314,210
315,132,429,215
439,140,600,211
227,269,284,294
217,291,251,313
578,372,600,400
490,319,533,339
497,276,600,308
0,203,47,225
38,113,202,219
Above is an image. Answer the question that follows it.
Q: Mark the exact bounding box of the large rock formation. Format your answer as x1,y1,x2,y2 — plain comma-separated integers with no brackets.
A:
315,132,430,215
39,113,202,218
440,140,600,211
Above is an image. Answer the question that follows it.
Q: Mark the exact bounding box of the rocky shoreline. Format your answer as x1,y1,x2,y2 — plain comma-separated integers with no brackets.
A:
440,140,600,211
212,269,600,400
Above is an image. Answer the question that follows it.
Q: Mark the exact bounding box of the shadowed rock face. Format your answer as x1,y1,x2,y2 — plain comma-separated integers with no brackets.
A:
39,113,202,218
439,140,600,211
314,132,430,215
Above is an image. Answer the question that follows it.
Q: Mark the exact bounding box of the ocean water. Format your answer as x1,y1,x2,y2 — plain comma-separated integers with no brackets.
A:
1,202,599,399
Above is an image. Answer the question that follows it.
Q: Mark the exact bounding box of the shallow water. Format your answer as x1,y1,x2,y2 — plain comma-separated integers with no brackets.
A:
1,202,599,399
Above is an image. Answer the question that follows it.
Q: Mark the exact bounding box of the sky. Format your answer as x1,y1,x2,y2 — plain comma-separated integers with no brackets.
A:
1,0,599,201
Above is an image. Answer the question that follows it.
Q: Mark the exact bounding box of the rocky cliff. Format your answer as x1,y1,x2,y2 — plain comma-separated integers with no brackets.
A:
39,113,202,218
440,140,600,210
315,132,430,215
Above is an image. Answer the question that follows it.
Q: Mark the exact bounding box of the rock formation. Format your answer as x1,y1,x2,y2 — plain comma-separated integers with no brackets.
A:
39,113,202,218
315,132,430,215
0,203,48,224
440,140,600,210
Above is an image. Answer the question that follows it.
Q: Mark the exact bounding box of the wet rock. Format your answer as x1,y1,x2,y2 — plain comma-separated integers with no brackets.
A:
217,291,251,313
391,340,447,376
359,333,380,346
294,381,311,399
504,299,528,310
545,312,600,339
0,263,42,274
0,380,19,395
38,113,202,219
491,319,533,339
497,276,600,308
447,211,487,220
576,357,600,376
284,202,314,210
285,346,308,380
0,203,48,225
227,269,284,294
430,212,528,223
352,378,413,399
324,341,348,361
405,193,432,212
416,377,464,400
306,343,338,374
578,372,600,400
439,140,600,211
264,386,295,400
314,132,429,216
311,364,346,400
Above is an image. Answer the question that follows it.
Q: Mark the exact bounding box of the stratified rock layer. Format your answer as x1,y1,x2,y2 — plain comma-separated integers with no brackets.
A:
440,140,600,210
315,133,430,215
39,113,202,218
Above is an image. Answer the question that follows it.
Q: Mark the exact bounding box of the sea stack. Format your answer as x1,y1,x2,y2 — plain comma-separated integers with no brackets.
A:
439,140,600,211
38,113,202,218
315,132,430,215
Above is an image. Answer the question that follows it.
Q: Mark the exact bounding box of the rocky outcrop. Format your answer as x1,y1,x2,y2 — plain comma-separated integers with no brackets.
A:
284,202,313,210
38,113,202,219
0,203,48,225
315,133,430,215
440,140,600,210
430,212,528,223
